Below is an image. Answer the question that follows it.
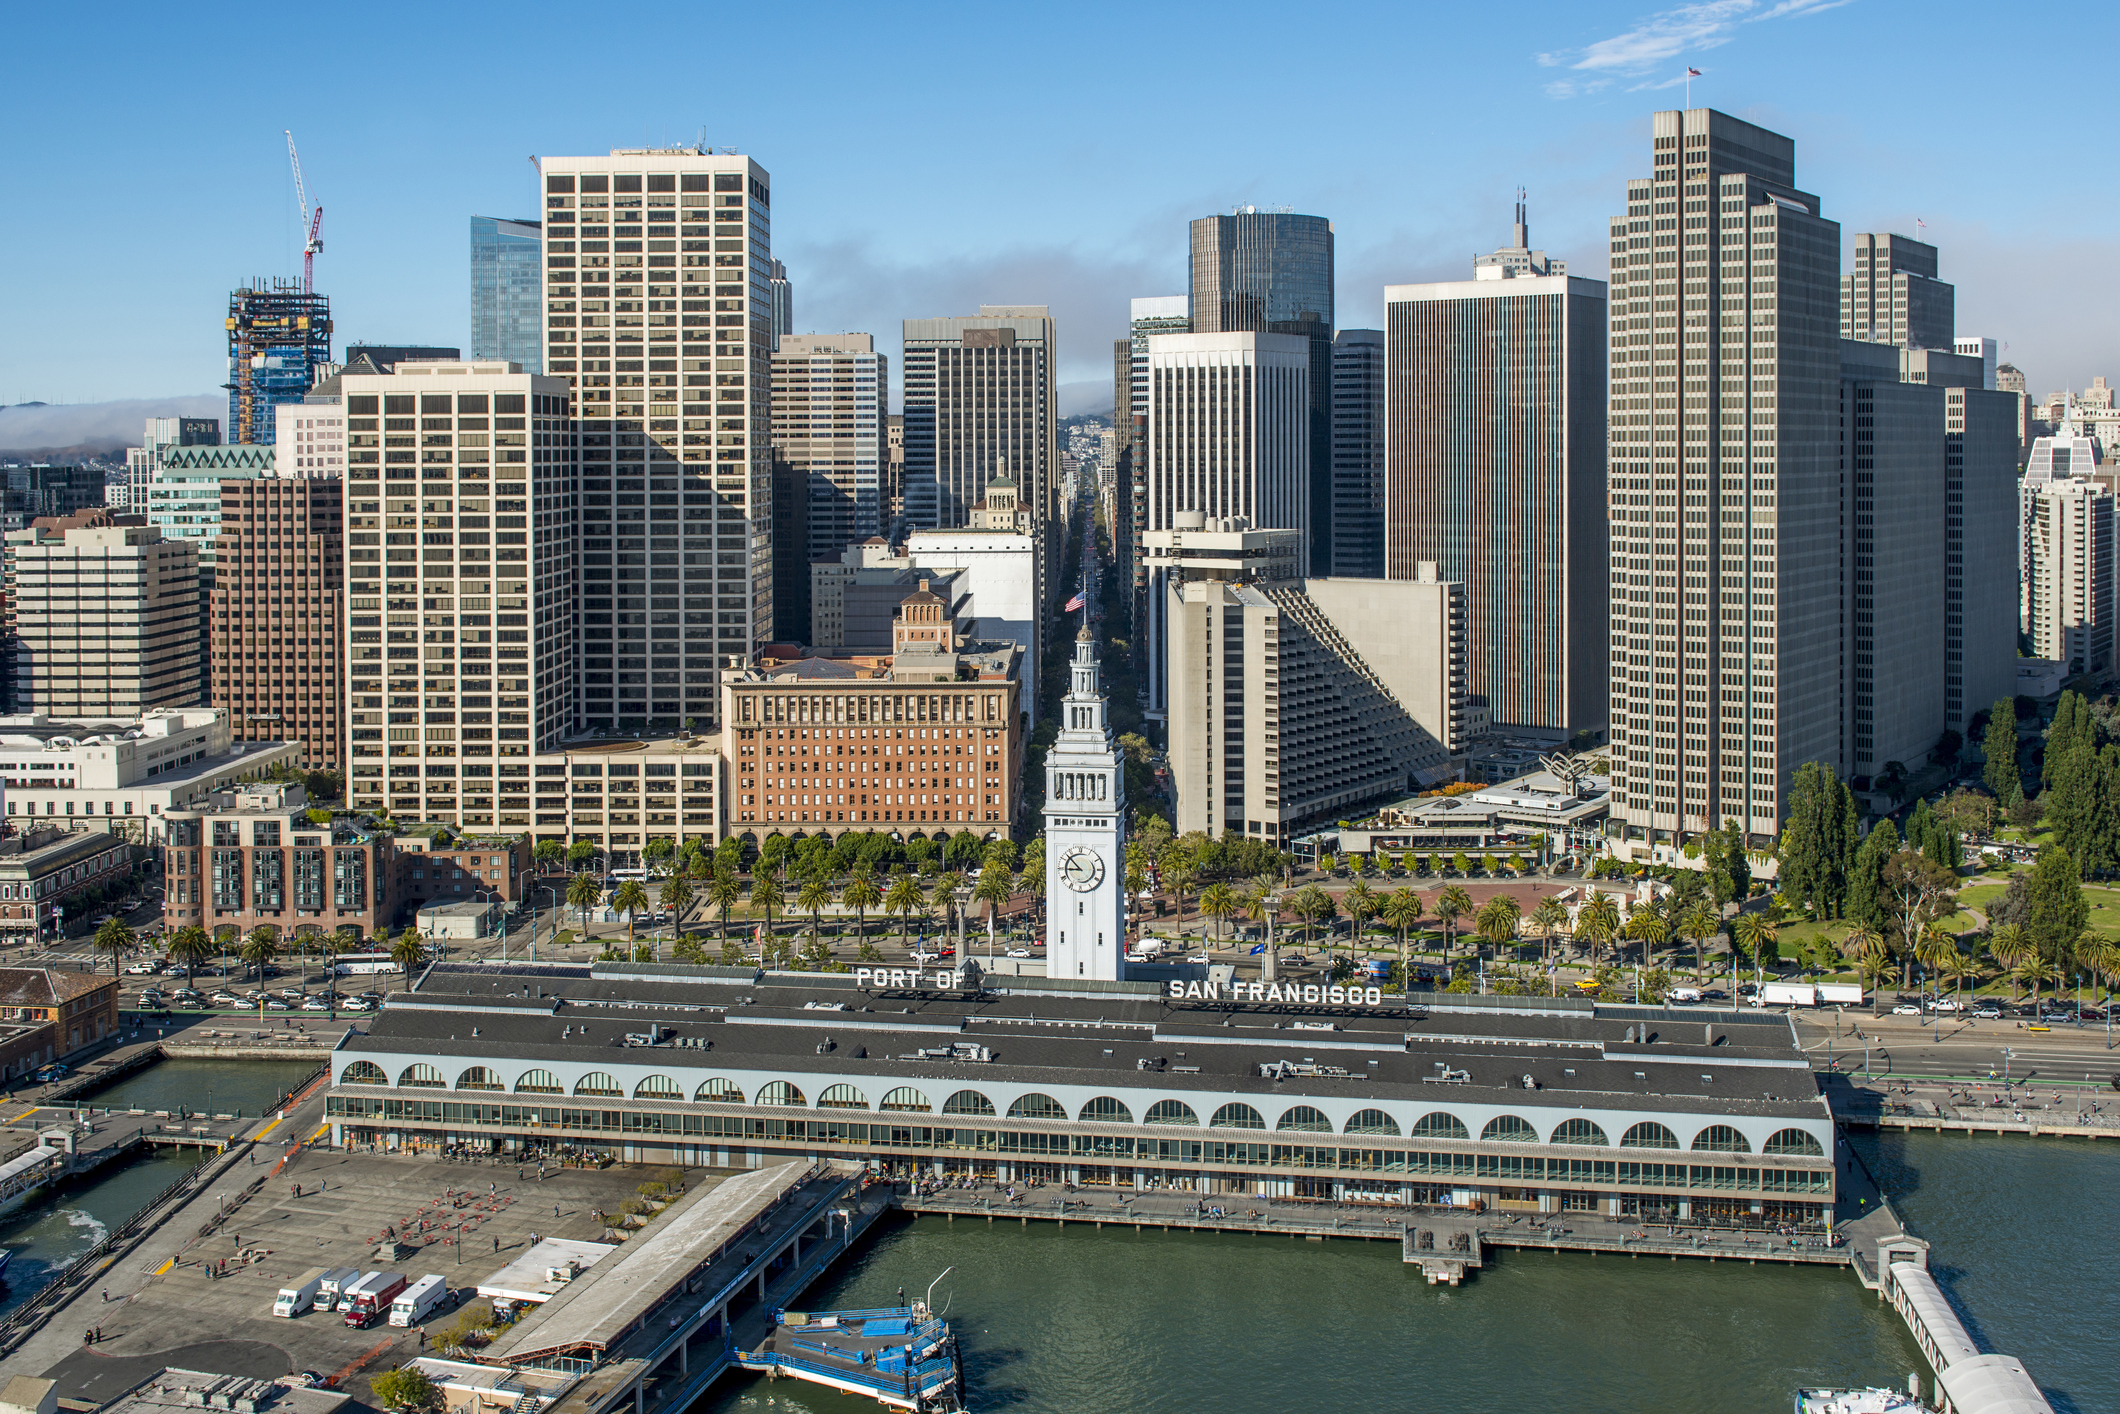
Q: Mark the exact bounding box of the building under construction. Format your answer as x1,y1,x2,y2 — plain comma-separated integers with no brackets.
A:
226,279,332,444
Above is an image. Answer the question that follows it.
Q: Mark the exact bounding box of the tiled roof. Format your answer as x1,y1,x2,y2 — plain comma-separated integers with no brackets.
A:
0,967,111,1007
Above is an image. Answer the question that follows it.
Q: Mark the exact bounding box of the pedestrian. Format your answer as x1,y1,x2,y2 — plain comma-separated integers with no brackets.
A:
101,1288,108,1303
493,1235,499,1253
417,1325,426,1350
96,1326,103,1343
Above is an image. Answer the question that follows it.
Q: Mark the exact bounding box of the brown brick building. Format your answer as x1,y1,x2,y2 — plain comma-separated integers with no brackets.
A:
161,783,400,940
0,967,120,1079
210,477,344,772
390,831,532,915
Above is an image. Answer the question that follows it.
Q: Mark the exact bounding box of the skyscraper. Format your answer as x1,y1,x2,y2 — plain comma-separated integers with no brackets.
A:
538,149,776,736
227,280,333,445
209,477,344,771
1142,331,1310,718
9,526,200,716
900,307,1059,533
127,418,218,516
768,259,793,349
1606,109,1841,848
769,333,886,565
338,360,578,821
1189,210,1333,567
1384,240,1607,738
1330,329,1385,579
470,216,545,372
1841,233,1953,350
1127,297,1189,621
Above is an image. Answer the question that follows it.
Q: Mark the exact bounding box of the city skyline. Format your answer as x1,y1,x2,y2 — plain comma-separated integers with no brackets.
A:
3,2,2112,418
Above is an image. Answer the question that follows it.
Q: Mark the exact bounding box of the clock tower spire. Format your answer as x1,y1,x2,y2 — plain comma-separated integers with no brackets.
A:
1043,620,1128,981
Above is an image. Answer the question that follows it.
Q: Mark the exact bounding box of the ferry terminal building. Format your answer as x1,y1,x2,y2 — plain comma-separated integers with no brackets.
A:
324,962,1837,1227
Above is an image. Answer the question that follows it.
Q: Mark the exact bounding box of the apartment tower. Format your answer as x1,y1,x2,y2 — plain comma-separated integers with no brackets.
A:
539,150,777,737
1189,210,1334,568
769,333,886,568
1607,109,1841,848
209,477,345,771
10,526,201,716
900,307,1059,532
338,362,578,824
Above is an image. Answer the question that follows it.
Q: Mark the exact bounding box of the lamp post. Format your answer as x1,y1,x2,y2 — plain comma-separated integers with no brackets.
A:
471,890,500,962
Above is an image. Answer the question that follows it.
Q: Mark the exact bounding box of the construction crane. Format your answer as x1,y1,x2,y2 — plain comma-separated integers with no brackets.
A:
285,129,324,293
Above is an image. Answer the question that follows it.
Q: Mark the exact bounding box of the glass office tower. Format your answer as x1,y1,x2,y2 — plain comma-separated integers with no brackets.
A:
471,216,544,372
1189,209,1334,568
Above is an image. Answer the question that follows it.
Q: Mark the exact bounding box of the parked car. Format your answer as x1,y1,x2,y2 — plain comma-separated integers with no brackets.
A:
161,964,190,977
1969,1004,2002,1019
210,990,241,1005
264,998,291,1011
1186,953,1209,963
33,1064,68,1083
1928,998,1964,1012
1005,948,1032,958
341,998,376,1012
301,997,333,1011
124,960,161,975
1891,1003,1921,1015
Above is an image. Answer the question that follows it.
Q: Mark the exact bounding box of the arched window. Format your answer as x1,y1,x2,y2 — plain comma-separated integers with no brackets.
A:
1344,1109,1400,1137
1079,1096,1133,1124
1482,1115,1538,1143
757,1081,806,1107
1692,1124,1751,1153
399,1064,445,1088
1620,1121,1680,1150
515,1069,562,1094
941,1090,995,1116
633,1074,682,1101
1211,1102,1266,1130
456,1066,502,1091
342,1060,387,1086
818,1084,869,1110
1550,1118,1610,1146
573,1071,622,1098
1276,1105,1332,1133
1144,1100,1200,1126
1411,1112,1470,1141
880,1087,932,1113
1764,1128,1824,1157
1007,1092,1067,1121
695,1077,744,1103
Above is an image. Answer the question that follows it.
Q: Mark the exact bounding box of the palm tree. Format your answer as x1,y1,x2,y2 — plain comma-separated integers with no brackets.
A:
706,868,743,947
1197,883,1238,946
1289,884,1333,955
972,864,1013,949
658,874,694,932
1239,882,1279,962
1987,923,2033,1002
390,929,430,991
1623,910,1668,969
842,870,882,943
1379,889,1425,990
1475,896,1522,962
1731,911,1777,977
167,924,212,983
1837,923,1883,980
240,925,280,984
1527,897,1566,970
1574,892,1621,966
1915,923,1961,1006
611,879,651,946
566,870,603,941
1677,904,1720,982
797,876,834,945
884,873,922,947
1854,937,1896,1015
1343,882,1380,959
92,917,137,978
1163,862,1198,930
748,872,783,954
1434,885,1472,963
2077,933,2120,1011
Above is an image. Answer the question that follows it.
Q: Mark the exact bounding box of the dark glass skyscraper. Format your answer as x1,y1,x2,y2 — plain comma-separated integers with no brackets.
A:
1188,209,1334,566
470,216,544,372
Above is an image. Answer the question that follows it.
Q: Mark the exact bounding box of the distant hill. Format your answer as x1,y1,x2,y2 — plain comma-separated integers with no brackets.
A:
0,395,224,459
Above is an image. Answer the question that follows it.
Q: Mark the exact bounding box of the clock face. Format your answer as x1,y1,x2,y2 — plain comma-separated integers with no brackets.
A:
1061,847,1104,892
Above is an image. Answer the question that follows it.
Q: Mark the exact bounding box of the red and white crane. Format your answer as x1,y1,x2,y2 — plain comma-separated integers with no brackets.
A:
285,128,324,293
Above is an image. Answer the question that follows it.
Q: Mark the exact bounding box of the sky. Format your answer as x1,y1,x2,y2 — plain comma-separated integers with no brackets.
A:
3,0,2113,429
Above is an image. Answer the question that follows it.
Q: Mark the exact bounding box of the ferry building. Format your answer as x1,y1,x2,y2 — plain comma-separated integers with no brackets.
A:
323,963,1837,1228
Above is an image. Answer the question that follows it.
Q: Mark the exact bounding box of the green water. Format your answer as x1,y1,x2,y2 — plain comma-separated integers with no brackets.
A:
0,1059,319,1322
699,1132,2120,1414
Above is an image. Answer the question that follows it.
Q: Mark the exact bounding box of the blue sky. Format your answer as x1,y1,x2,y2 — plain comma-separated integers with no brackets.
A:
3,0,2111,419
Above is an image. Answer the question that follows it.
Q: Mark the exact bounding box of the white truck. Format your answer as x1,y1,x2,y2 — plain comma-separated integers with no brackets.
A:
335,1270,382,1312
389,1273,452,1327
314,1268,362,1312
1667,986,1704,1004
1751,982,1818,1008
272,1266,331,1318
1816,982,1864,1006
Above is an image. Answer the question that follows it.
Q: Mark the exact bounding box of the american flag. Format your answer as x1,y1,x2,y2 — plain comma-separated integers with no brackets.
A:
1065,592,1086,612
1687,67,1701,77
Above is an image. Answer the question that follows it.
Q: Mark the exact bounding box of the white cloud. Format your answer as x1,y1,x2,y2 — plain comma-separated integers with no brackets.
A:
1539,0,1855,94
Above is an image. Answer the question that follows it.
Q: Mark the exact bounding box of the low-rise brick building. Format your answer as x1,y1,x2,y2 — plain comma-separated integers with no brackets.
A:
0,829,137,942
0,967,121,1078
160,782,399,940
391,829,531,917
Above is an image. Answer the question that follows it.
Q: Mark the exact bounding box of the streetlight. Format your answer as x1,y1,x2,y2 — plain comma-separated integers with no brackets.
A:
471,890,500,962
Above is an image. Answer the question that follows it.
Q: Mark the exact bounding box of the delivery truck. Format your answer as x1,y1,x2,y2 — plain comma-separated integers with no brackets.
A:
342,1271,407,1328
330,1270,375,1312
1816,982,1864,1006
272,1266,331,1318
389,1273,453,1327
316,1268,362,1311
1751,982,1818,1007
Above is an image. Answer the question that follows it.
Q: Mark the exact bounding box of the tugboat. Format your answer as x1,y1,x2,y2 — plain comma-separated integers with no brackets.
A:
738,1270,966,1410
1795,1388,1923,1413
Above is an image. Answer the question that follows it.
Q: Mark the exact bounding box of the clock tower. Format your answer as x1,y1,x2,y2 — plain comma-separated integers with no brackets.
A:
1043,625,1128,981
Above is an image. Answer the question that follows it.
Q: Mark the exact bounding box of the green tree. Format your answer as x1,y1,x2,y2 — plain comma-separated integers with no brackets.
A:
534,839,565,871
705,868,743,946
1433,885,1472,962
1678,903,1720,982
1701,818,1752,907
1343,882,1380,952
1623,908,1668,966
797,876,834,942
1983,697,2020,802
166,924,212,981
1880,849,1957,992
611,879,651,945
1575,891,1622,966
240,925,280,982
1475,895,1522,959
1847,820,1898,933
1731,911,1778,972
642,837,675,876
658,874,694,928
2024,844,2090,974
1290,884,1336,954
747,872,783,948
1381,889,1426,987
92,916,137,977
390,928,431,986
884,873,923,946
1198,882,1238,944
566,840,599,872
1528,897,1567,968
371,1367,438,1413
566,870,603,937
972,864,1013,944
1986,923,2034,1002
1778,762,1855,918
841,870,881,941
